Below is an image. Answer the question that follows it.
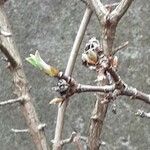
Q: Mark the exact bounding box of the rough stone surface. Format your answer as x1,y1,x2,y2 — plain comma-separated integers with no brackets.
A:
0,0,149,149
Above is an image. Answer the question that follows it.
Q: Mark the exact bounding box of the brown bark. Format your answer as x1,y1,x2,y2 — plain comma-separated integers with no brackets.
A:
88,62,110,150
0,6,49,150
88,0,134,150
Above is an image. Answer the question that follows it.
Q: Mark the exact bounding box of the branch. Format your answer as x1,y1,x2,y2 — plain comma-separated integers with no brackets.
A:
11,124,46,133
76,82,150,105
53,7,92,150
112,41,129,55
110,0,134,21
106,67,150,104
60,132,77,146
52,132,85,150
11,128,29,133
122,86,150,104
0,6,49,150
77,84,115,93
81,38,150,105
135,110,150,119
89,0,108,20
0,97,24,106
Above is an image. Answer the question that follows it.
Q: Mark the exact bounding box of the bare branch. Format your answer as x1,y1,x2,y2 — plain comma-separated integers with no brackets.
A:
88,96,108,149
77,84,115,93
60,132,77,146
89,0,108,20
0,7,49,150
76,82,150,104
11,128,29,133
112,41,129,55
110,0,134,21
53,69,150,105
65,8,92,76
11,124,46,133
106,67,150,104
53,7,92,150
122,86,150,104
0,97,24,106
52,132,85,150
135,110,150,119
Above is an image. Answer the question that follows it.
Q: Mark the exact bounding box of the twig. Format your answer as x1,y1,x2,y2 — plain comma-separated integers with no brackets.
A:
77,84,115,93
122,86,150,104
51,69,150,104
0,97,24,106
110,0,134,21
90,0,108,20
112,41,129,55
53,7,92,150
76,82,150,104
106,66,150,104
135,110,150,118
52,132,85,150
60,132,77,146
105,3,119,8
107,69,150,104
11,128,29,133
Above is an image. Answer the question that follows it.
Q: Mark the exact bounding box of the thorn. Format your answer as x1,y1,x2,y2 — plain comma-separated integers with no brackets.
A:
51,139,55,144
49,97,64,105
101,141,106,146
0,27,12,37
101,99,110,104
6,62,11,69
91,115,99,120
38,123,46,130
28,85,32,91
112,104,117,114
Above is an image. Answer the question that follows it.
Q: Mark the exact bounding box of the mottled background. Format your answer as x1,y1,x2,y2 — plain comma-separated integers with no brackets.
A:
0,0,150,149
